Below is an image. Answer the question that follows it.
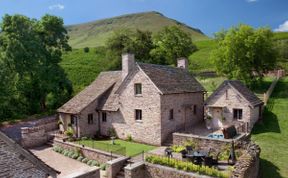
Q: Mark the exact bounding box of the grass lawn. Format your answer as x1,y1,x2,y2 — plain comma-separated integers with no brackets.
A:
76,139,156,157
251,77,288,178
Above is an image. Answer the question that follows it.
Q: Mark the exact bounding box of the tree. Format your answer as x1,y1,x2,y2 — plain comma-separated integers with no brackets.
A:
150,26,197,65
0,14,72,117
211,24,277,86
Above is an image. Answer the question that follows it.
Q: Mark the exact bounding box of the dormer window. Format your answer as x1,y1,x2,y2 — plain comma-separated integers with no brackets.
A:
135,83,142,95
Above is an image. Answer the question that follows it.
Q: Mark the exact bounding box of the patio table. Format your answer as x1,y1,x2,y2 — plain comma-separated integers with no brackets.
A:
186,150,208,165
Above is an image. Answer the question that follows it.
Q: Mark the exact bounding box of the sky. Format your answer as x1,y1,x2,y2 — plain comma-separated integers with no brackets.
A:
0,0,288,36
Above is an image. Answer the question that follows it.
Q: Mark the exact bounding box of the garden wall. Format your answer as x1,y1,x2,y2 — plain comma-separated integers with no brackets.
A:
125,162,212,178
64,167,100,178
53,139,121,164
231,142,261,178
106,156,129,178
172,132,248,151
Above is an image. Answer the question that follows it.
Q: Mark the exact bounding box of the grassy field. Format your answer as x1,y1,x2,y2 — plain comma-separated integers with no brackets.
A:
189,40,217,73
60,48,113,94
77,139,156,157
251,77,288,178
273,32,288,40
66,11,208,48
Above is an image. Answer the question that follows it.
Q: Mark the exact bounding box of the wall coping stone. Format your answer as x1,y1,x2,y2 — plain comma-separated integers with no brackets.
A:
107,156,130,165
125,161,145,170
62,167,100,178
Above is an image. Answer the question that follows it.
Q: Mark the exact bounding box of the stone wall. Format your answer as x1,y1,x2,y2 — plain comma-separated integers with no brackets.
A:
173,132,248,151
231,142,261,178
125,162,146,178
53,139,121,164
21,126,49,148
106,156,129,178
160,92,204,144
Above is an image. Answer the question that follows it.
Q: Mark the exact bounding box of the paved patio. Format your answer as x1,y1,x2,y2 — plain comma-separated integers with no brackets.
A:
30,146,105,178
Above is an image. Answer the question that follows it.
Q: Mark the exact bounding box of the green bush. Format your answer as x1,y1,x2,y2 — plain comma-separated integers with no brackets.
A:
126,134,133,142
145,155,229,178
100,164,107,170
171,145,185,153
87,160,93,166
65,127,74,137
63,150,69,157
82,158,89,163
91,160,100,167
83,47,90,53
68,151,74,158
72,153,79,159
77,156,84,161
81,137,88,140
183,140,197,149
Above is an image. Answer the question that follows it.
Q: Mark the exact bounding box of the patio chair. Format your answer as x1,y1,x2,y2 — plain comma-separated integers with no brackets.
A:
204,156,213,167
186,146,193,154
164,147,173,158
212,152,220,165
180,149,188,159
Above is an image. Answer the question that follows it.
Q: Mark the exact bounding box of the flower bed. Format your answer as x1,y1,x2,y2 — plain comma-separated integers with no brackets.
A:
145,155,230,178
53,145,107,170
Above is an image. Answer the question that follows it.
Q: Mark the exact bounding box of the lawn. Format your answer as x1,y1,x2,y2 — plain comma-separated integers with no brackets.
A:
76,139,156,157
251,77,288,178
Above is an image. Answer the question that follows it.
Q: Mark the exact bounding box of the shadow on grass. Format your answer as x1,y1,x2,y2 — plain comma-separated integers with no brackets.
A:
259,158,281,178
252,107,281,134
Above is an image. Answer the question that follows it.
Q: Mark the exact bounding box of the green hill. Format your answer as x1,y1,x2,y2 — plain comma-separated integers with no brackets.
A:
273,32,288,40
66,11,208,48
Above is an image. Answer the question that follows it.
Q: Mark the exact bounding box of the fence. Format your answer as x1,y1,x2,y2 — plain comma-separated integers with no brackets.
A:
76,139,126,156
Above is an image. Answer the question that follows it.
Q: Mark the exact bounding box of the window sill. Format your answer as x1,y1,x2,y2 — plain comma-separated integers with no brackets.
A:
134,94,143,97
135,120,143,123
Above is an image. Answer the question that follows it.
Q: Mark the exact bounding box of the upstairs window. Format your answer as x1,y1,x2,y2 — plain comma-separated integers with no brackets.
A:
135,109,142,121
169,109,174,120
88,114,93,124
135,83,142,95
102,112,107,122
233,109,243,120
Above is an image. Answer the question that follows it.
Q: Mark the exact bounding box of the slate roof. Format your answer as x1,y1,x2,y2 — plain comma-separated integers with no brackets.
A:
138,63,205,94
57,71,122,114
205,80,264,107
0,131,59,178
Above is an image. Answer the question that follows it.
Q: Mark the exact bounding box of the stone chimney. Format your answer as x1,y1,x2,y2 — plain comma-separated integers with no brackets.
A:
177,57,189,70
122,53,135,80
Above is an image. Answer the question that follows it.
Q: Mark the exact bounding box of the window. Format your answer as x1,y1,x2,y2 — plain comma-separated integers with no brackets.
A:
88,114,93,124
169,109,174,120
134,83,142,95
233,109,243,120
70,115,76,125
102,112,107,122
225,90,228,100
193,105,197,115
135,109,142,121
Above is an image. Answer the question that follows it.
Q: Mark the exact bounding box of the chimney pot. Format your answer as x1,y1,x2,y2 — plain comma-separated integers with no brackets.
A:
177,57,189,70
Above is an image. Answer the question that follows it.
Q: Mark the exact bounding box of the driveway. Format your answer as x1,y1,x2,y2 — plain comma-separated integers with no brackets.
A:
30,146,102,178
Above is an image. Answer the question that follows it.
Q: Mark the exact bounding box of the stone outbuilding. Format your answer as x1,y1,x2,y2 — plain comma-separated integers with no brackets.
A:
57,54,206,145
0,131,59,178
204,80,264,133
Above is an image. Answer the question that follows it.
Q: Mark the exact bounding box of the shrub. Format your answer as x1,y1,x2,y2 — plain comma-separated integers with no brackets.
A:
82,158,89,163
126,134,133,142
183,140,197,149
145,155,229,178
68,151,74,158
108,128,117,137
100,164,107,170
72,153,79,159
83,47,90,53
65,127,74,137
77,156,84,162
81,137,88,140
63,150,69,157
91,160,100,167
171,145,185,153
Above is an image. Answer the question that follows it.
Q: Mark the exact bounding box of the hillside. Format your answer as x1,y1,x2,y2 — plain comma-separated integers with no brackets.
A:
66,11,208,48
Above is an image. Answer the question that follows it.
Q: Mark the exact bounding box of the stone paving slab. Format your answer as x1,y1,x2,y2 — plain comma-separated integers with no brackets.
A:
30,146,99,178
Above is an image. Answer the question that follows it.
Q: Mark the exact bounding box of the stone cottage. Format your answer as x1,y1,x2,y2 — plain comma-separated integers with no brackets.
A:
57,54,205,145
204,80,264,133
0,131,59,178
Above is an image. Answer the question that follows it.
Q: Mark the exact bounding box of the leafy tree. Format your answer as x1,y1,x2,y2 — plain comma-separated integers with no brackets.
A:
150,26,197,65
211,24,277,86
0,14,72,117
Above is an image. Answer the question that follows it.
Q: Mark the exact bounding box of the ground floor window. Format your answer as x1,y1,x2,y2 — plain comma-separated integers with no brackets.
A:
88,113,93,124
135,109,142,121
102,112,107,122
233,109,243,120
70,115,77,125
